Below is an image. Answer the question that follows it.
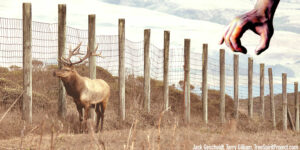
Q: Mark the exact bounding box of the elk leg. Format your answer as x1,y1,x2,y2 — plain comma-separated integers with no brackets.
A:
95,103,101,133
83,106,90,132
100,101,107,132
76,104,83,132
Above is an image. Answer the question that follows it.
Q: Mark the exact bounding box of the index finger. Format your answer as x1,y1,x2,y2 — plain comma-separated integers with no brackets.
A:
219,24,231,45
231,26,246,53
230,21,248,53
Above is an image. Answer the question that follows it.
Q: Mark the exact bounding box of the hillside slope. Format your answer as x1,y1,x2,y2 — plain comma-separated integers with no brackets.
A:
0,65,234,139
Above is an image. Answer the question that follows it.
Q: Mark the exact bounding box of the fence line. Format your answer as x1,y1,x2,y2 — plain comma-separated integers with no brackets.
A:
0,12,299,128
0,17,296,99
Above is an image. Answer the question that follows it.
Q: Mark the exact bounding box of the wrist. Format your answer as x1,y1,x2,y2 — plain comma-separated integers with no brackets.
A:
254,0,280,20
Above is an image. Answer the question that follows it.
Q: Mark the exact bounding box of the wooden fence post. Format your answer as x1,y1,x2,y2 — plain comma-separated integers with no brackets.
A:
220,49,225,124
88,14,96,121
144,29,151,113
163,31,170,110
58,4,67,119
260,63,265,120
202,44,208,124
119,19,126,120
248,57,253,118
234,54,239,119
268,68,276,129
295,82,299,131
282,73,287,131
288,107,295,131
184,39,190,124
22,3,32,123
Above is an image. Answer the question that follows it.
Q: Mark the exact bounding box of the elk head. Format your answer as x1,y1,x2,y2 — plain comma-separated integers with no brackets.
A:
53,42,102,80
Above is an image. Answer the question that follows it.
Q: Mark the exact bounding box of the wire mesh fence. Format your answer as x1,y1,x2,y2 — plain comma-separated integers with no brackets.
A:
0,17,297,101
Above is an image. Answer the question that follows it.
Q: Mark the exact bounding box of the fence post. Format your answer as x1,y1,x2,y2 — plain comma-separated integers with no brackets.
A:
88,14,96,121
234,54,239,119
282,73,287,131
22,3,32,123
163,31,170,110
220,49,225,124
295,82,299,131
268,68,276,129
248,57,253,118
202,44,208,124
144,29,151,113
119,19,126,120
184,39,190,124
58,4,67,119
260,63,265,120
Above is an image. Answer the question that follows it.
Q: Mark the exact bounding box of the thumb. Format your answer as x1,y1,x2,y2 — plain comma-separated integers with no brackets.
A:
255,32,272,55
255,26,274,55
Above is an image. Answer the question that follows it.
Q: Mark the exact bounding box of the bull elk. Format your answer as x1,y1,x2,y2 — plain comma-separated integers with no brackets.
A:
53,42,110,132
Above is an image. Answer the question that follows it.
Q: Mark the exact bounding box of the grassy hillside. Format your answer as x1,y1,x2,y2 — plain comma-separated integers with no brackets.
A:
0,64,235,139
0,64,299,149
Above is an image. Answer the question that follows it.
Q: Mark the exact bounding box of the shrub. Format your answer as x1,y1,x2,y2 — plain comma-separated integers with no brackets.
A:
9,65,21,71
0,67,9,73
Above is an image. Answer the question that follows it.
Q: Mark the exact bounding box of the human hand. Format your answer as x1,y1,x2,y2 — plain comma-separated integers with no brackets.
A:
219,10,274,55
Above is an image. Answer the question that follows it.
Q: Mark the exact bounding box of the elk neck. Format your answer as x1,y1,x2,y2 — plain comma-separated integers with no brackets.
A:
61,70,85,99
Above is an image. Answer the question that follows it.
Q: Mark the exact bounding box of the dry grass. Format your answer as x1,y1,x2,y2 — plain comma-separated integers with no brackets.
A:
240,92,300,131
0,125,299,149
0,65,299,149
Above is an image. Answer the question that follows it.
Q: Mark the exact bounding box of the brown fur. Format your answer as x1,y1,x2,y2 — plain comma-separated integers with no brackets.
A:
54,65,110,132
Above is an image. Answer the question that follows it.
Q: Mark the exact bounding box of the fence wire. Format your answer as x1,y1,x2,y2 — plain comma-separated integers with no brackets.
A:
0,17,296,99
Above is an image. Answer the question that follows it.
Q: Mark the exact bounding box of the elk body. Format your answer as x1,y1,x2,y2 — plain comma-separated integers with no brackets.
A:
53,43,110,132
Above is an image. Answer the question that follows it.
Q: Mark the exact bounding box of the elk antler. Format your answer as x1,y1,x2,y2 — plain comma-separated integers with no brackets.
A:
60,42,102,66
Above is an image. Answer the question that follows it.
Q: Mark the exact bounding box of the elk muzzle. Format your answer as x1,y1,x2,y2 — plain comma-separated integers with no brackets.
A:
53,71,56,77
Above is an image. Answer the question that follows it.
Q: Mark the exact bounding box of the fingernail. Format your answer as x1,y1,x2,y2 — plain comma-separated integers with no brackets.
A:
219,40,222,45
255,49,261,55
241,49,247,54
241,47,247,54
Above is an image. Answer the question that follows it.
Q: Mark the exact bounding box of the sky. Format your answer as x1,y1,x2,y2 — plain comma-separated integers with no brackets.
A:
0,0,300,83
